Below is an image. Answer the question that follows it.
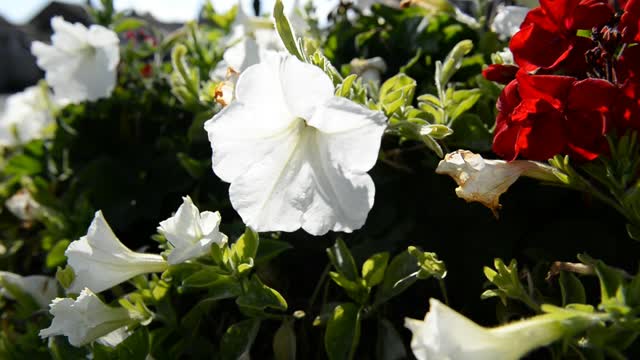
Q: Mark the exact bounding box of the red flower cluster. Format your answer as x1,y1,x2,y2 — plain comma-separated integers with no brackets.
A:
485,0,640,162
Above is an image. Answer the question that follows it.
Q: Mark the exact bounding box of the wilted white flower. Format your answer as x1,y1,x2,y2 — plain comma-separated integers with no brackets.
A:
5,189,43,221
158,196,227,265
65,211,167,293
0,271,58,309
436,150,557,216
405,298,598,360
491,5,529,39
205,53,387,235
39,288,132,347
350,57,387,83
31,17,120,103
0,86,54,147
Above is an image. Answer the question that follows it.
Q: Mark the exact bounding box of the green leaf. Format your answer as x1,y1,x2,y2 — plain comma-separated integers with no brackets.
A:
180,266,228,289
329,272,368,304
376,319,407,360
559,271,586,306
220,319,261,360
325,303,360,360
181,279,242,329
326,238,359,282
5,154,43,176
337,74,358,98
234,227,260,263
236,275,288,312
273,0,302,60
56,265,75,290
446,89,482,121
46,240,70,268
113,17,147,33
273,319,296,360
448,113,493,152
379,74,416,115
256,239,293,265
115,327,149,360
437,39,473,91
361,252,389,288
375,251,420,305
408,246,447,280
626,223,640,241
177,153,208,179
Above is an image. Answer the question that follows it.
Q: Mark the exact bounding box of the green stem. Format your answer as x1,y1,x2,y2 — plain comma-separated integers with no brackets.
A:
307,264,330,313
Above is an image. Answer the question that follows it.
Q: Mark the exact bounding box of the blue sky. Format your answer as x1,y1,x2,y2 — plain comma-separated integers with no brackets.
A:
0,0,339,24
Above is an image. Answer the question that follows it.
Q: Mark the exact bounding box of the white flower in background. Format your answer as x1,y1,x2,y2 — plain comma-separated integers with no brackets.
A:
5,189,43,221
0,272,58,309
65,211,167,294
39,288,132,347
350,57,387,83
405,298,597,360
436,150,558,216
353,0,400,14
213,68,239,107
31,17,120,103
211,0,308,79
205,53,387,235
0,86,54,147
158,196,228,265
491,5,529,39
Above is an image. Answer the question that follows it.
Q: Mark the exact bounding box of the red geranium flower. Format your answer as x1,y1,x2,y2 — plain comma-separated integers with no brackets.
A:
493,71,616,161
510,0,613,74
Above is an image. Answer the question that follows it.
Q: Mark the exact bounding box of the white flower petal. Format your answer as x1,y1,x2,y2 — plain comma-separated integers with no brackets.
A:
66,211,167,293
206,54,385,235
159,196,227,265
405,298,598,360
491,5,529,39
39,288,131,347
0,86,54,146
0,272,58,309
205,101,296,183
280,55,335,120
31,17,119,103
309,96,386,173
229,119,311,232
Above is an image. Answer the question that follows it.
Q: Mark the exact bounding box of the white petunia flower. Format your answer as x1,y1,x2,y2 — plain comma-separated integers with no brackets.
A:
491,5,530,39
31,17,120,103
5,189,43,221
350,57,387,84
436,150,557,216
405,298,596,360
0,86,55,147
158,196,228,265
205,54,387,236
0,271,58,309
65,211,167,294
39,288,132,347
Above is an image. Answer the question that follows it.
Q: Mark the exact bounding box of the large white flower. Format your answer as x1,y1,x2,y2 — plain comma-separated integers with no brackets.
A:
205,54,387,235
491,5,530,39
31,17,120,103
5,189,43,221
0,271,58,309
65,211,167,294
405,298,595,360
158,196,228,265
436,150,557,215
39,288,132,347
0,86,55,147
